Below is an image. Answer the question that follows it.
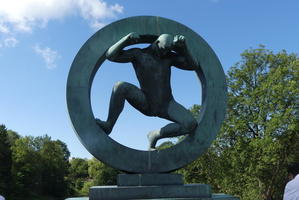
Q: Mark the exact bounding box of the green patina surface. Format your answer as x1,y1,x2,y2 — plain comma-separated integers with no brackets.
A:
66,16,227,173
117,173,183,186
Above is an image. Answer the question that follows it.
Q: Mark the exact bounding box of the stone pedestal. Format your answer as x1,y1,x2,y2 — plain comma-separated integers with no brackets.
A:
65,174,239,200
66,193,239,200
90,184,211,200
117,173,183,186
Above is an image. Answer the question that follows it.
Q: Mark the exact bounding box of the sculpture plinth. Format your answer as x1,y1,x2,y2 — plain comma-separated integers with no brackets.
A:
65,16,239,200
67,173,240,200
90,184,211,200
89,174,209,200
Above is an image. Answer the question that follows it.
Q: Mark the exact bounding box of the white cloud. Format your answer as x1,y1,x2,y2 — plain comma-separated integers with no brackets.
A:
0,23,9,33
77,0,123,29
0,0,123,33
3,37,18,47
34,44,59,69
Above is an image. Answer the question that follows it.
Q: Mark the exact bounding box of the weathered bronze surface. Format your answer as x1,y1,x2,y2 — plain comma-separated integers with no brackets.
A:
96,32,197,149
66,16,227,173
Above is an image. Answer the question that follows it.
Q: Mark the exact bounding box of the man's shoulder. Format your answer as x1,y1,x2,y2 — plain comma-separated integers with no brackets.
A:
284,176,299,200
286,177,299,189
291,175,299,185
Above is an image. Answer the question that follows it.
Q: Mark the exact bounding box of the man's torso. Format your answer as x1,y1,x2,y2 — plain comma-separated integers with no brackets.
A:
132,48,174,115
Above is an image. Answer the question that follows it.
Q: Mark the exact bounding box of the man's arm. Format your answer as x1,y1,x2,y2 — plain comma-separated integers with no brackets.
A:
106,32,140,63
170,53,195,70
171,35,196,70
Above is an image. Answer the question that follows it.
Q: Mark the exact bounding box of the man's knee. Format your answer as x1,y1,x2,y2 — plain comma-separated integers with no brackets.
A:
113,81,129,94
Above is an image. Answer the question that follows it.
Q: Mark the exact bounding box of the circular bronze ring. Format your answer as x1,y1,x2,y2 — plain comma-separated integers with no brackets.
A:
67,16,227,173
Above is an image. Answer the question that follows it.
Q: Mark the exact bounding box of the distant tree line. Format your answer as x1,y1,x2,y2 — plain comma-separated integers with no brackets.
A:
0,127,69,199
0,126,119,200
0,46,298,200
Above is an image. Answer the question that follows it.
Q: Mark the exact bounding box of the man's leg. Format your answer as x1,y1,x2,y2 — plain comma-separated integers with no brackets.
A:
147,100,197,149
96,81,149,134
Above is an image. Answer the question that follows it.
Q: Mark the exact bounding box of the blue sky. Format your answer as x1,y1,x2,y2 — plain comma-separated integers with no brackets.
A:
0,0,298,158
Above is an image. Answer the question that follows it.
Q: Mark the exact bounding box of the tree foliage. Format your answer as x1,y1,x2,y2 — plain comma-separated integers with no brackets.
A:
11,136,43,197
0,125,13,198
39,139,70,196
180,46,299,200
0,124,122,199
68,158,89,195
80,158,120,195
0,132,72,199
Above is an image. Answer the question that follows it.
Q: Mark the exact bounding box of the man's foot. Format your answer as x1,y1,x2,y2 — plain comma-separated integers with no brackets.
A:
147,130,160,150
95,119,112,135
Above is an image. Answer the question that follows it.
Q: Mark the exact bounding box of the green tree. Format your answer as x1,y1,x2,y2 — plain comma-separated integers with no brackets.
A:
157,141,174,150
88,158,120,185
0,125,12,198
68,158,89,195
189,104,201,119
40,139,70,197
6,130,20,146
11,136,43,197
81,158,120,195
220,46,298,200
10,134,71,199
180,46,299,200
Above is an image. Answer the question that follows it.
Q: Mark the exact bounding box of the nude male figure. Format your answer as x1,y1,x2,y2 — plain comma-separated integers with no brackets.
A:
96,32,197,149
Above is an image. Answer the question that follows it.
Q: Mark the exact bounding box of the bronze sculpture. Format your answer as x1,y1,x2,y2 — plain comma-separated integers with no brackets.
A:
96,32,197,149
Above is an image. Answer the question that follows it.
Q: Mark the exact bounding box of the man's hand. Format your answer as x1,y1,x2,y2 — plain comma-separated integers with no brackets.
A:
173,35,185,47
127,32,140,43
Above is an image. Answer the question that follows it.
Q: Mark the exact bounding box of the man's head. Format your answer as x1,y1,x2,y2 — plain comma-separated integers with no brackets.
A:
287,162,299,180
154,34,174,55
